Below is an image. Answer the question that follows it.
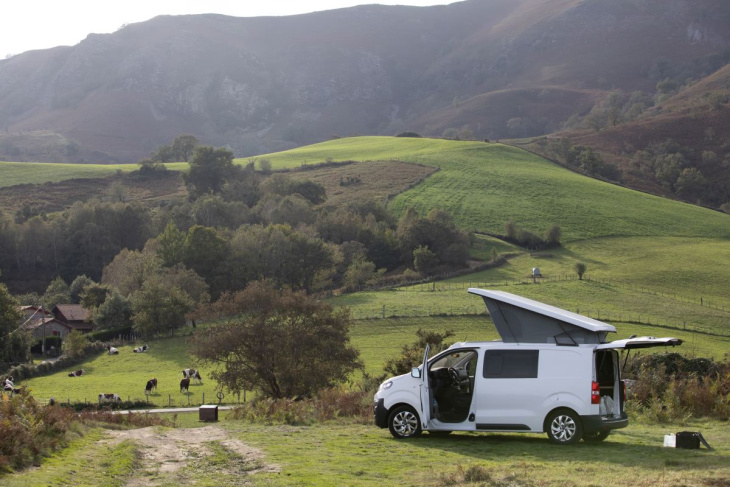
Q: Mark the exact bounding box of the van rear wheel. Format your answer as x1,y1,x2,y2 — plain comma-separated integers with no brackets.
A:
546,409,583,445
388,406,422,439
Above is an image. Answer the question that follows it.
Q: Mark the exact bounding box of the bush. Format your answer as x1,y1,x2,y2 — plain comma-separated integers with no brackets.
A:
227,387,371,425
624,353,730,421
0,391,171,473
395,132,422,138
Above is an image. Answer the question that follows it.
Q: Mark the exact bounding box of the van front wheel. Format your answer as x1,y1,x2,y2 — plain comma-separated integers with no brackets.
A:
388,406,422,439
546,410,583,445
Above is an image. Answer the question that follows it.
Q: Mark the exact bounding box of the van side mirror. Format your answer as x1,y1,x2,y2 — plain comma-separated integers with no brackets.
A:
411,367,421,378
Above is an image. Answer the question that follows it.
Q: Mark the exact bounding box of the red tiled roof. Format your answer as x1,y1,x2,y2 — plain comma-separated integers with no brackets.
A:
54,304,91,323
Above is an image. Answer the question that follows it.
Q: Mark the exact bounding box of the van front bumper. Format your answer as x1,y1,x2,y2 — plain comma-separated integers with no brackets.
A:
374,399,388,428
581,412,628,434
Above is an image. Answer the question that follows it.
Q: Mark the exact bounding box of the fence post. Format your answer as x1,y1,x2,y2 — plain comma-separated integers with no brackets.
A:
202,392,205,405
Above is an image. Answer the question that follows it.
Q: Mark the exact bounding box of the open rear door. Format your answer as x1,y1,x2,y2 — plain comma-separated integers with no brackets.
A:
419,345,431,429
595,336,683,350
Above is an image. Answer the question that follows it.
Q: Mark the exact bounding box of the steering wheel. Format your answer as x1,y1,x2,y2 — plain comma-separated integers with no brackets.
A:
448,367,461,388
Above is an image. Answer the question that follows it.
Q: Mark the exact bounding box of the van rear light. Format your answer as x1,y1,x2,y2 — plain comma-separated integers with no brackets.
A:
591,381,600,404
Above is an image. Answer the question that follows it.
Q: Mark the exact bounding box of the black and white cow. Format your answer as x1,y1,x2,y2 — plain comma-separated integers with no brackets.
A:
133,345,148,353
3,376,14,391
145,378,158,394
107,346,119,355
180,377,190,393
182,368,203,384
98,393,121,403
68,369,84,377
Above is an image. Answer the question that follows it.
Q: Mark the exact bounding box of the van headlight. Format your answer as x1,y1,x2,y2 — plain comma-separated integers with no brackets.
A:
379,380,393,391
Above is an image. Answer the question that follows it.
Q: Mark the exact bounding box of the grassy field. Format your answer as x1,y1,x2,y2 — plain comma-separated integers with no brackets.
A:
23,335,232,407
0,161,189,187
5,414,728,486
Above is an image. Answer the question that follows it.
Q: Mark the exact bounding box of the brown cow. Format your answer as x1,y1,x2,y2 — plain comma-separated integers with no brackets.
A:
68,369,84,377
180,377,190,393
145,378,157,393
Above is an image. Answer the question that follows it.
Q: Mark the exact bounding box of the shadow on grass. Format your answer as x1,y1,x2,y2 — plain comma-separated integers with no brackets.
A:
405,431,725,470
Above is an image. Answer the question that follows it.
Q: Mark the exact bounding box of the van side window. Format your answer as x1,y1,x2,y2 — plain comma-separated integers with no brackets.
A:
483,350,539,378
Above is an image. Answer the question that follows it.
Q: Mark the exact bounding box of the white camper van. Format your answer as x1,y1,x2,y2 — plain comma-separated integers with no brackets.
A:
373,289,682,444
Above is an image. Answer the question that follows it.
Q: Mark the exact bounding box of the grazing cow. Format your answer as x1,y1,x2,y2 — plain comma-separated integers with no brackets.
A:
107,346,119,355
133,345,148,353
182,368,203,384
180,377,190,393
98,393,121,403
145,378,158,394
68,369,84,377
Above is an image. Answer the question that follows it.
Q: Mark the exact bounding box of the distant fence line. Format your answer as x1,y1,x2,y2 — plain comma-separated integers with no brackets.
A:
349,276,730,338
387,274,730,314
27,390,249,408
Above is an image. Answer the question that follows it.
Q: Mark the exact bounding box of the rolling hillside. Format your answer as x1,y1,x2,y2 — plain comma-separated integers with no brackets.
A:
258,137,730,242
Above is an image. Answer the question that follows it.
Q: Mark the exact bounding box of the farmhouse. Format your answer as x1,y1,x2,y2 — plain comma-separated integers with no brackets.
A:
20,305,54,322
52,304,94,332
22,316,72,342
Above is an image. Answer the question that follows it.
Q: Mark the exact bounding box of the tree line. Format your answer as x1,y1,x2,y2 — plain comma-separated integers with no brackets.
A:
1,142,475,337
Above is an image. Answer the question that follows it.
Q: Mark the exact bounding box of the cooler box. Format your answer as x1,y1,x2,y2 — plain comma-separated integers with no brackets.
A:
199,404,218,422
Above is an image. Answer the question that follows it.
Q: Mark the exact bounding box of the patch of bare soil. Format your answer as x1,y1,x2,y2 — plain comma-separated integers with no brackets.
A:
102,425,279,486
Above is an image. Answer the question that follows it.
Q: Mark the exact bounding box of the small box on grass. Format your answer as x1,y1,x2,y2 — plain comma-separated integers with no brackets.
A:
199,404,218,422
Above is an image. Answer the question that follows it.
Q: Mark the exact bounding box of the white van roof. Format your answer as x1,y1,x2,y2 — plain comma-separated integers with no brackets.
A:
468,288,616,344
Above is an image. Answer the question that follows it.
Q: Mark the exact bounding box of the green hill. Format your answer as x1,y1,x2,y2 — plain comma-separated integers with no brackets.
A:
255,136,730,242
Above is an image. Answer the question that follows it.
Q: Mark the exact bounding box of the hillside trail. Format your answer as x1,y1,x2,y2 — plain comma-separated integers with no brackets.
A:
101,424,280,486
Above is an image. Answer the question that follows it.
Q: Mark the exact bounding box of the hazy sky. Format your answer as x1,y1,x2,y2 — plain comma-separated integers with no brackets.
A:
2,1,454,58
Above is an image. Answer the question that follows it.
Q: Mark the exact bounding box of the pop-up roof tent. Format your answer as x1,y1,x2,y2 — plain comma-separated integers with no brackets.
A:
468,289,683,348
469,288,614,344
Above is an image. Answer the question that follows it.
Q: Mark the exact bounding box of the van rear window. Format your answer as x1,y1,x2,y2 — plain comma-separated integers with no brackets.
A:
483,350,539,378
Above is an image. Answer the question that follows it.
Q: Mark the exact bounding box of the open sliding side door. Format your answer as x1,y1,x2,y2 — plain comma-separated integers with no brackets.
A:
419,345,431,429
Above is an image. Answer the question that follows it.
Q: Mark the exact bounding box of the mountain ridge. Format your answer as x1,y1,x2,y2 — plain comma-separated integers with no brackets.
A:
0,0,728,168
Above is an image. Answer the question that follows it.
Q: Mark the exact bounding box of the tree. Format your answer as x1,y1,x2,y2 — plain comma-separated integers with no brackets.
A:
61,330,88,359
69,275,95,303
190,281,361,399
574,262,587,280
80,283,110,309
413,245,438,274
183,146,235,198
183,225,228,295
94,290,133,329
131,279,194,336
171,134,199,162
0,281,29,364
156,222,186,268
151,144,176,162
42,276,71,309
675,167,707,200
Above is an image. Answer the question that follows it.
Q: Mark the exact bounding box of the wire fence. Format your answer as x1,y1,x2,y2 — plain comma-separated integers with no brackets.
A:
349,276,730,338
391,275,730,313
26,390,250,408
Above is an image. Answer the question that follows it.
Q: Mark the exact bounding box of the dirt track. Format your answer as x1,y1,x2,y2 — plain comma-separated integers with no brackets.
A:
102,425,279,486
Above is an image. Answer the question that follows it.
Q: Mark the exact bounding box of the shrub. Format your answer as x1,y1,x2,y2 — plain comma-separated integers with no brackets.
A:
624,353,730,420
227,387,371,425
0,391,171,473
